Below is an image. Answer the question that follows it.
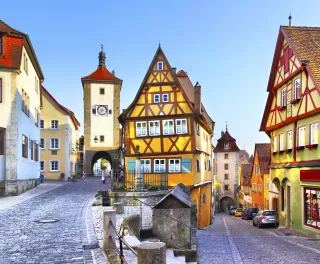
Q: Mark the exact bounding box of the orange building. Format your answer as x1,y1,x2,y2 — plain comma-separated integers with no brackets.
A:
250,144,270,210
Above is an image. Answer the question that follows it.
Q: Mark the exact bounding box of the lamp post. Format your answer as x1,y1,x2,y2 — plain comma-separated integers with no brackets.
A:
94,136,98,143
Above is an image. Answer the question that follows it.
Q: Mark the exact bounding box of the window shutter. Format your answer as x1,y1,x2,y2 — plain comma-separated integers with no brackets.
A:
128,160,136,172
181,158,192,172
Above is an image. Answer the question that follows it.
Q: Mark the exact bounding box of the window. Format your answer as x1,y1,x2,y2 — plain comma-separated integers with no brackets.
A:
258,184,262,193
208,160,211,171
163,120,174,135
21,90,29,116
176,119,187,134
50,161,59,172
40,120,44,129
279,133,284,151
40,161,45,172
304,188,320,230
50,138,59,149
224,185,229,191
293,78,301,100
30,140,34,160
157,61,163,70
0,78,2,103
254,164,260,174
204,161,207,170
109,109,112,115
224,153,228,159
202,194,206,204
224,164,229,170
298,126,306,147
224,142,229,150
35,108,39,127
140,159,151,172
273,136,277,152
252,183,256,191
149,121,160,136
287,131,293,149
281,186,285,211
23,53,28,74
281,88,287,107
162,93,169,102
0,128,5,155
136,121,147,137
33,142,38,161
196,123,200,136
40,138,45,149
35,77,39,94
153,94,160,103
196,160,200,172
92,107,96,115
100,135,105,142
310,123,319,145
26,95,29,116
22,135,28,158
100,88,105,95
51,120,59,129
22,89,25,111
224,174,229,180
169,159,181,172
154,159,165,172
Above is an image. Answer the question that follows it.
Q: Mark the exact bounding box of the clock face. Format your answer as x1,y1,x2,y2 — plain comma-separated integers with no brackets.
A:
97,105,107,115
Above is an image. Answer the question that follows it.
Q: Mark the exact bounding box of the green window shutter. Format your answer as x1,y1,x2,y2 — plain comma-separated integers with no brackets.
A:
128,160,136,172
182,158,192,172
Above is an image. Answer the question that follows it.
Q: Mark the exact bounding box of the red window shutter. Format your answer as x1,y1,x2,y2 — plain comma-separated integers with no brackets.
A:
284,47,289,73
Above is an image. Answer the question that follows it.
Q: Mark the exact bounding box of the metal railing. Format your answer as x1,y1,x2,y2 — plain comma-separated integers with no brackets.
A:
108,220,137,264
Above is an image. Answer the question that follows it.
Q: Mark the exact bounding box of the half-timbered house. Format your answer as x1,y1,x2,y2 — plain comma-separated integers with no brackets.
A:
260,26,320,233
119,46,215,228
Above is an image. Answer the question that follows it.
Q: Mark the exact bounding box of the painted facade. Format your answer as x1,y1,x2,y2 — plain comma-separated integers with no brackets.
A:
239,163,252,208
0,21,44,196
81,47,122,175
40,87,80,180
119,46,215,228
260,26,320,233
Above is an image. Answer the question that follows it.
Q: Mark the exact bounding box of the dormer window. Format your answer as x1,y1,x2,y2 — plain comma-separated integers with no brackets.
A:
157,61,163,71
224,142,229,150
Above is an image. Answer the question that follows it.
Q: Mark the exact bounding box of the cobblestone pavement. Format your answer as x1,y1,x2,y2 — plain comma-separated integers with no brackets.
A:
198,213,320,264
0,177,109,264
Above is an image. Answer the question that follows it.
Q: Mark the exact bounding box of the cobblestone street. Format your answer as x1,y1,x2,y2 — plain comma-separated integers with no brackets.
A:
198,213,320,264
0,177,108,264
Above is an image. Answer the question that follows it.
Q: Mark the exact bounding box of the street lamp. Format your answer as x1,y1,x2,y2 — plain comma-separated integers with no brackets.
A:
94,136,98,143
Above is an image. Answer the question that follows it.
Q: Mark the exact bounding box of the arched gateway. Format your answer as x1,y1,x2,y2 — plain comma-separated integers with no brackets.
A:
81,46,123,176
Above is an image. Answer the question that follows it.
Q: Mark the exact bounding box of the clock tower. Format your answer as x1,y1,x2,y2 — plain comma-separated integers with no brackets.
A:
81,46,122,175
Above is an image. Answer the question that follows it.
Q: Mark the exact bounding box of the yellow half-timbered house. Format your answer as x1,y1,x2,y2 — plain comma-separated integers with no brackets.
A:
119,46,215,228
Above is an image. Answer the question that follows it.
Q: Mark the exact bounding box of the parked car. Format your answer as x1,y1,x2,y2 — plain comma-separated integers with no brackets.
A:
234,208,243,217
253,210,279,228
229,208,236,215
241,208,259,220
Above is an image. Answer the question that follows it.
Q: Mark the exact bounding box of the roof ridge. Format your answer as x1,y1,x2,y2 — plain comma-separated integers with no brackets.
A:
0,20,26,35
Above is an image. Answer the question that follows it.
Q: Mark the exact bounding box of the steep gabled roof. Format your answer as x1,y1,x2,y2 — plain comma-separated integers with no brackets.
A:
214,129,240,153
254,143,271,174
42,86,80,129
81,65,122,82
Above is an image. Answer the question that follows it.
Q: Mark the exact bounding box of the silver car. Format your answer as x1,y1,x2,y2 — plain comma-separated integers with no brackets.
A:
253,210,279,228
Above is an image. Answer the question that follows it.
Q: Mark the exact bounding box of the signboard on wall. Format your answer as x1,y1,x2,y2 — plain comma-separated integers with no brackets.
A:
300,170,320,182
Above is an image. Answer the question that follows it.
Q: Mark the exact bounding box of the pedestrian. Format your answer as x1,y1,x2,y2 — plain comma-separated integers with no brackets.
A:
101,169,106,183
82,171,86,179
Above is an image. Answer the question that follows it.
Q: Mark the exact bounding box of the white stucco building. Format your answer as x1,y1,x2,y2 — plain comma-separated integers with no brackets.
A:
0,21,44,196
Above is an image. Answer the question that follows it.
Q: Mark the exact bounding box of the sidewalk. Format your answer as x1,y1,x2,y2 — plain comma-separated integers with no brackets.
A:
0,181,68,211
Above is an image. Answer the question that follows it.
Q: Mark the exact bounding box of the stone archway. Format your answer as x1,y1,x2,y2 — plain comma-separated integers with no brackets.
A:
220,196,234,212
91,151,112,174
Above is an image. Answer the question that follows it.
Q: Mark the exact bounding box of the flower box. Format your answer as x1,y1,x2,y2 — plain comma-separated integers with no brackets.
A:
278,106,286,111
295,146,305,151
272,151,277,155
283,149,292,153
306,144,318,149
290,98,301,104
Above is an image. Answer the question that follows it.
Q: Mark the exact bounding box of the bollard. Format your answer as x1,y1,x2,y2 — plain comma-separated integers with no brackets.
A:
103,209,116,252
137,242,166,264
113,202,124,214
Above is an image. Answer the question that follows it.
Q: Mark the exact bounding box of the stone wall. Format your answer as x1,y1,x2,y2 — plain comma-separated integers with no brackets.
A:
152,208,191,249
4,178,41,196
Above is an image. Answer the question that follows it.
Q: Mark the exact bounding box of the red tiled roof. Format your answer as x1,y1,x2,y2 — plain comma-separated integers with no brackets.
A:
81,65,122,82
242,163,252,177
42,86,80,129
214,130,240,152
255,143,271,174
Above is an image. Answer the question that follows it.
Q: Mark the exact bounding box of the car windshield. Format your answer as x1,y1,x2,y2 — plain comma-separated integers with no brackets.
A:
236,209,242,212
262,211,277,216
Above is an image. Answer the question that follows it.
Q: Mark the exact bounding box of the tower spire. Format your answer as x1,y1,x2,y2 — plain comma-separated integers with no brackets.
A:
98,44,106,67
288,13,292,26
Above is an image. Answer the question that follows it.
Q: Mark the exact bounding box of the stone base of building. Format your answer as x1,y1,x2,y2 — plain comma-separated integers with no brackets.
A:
1,179,41,196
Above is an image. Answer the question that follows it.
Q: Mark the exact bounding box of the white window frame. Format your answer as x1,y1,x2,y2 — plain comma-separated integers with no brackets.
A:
287,131,293,149
136,121,147,137
273,136,277,152
162,93,169,102
40,161,45,172
157,61,163,71
40,138,45,149
310,123,319,144
298,126,306,147
140,159,151,172
162,120,174,135
293,77,301,100
169,159,181,172
154,159,166,172
49,160,59,172
50,120,59,129
279,133,284,151
176,119,187,134
149,120,160,136
50,138,59,150
281,88,287,107
153,94,160,103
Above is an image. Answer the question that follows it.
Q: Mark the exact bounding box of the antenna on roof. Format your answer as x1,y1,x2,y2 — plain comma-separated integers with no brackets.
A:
288,12,292,26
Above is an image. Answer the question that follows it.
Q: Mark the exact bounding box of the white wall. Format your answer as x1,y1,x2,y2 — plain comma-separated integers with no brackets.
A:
90,83,114,147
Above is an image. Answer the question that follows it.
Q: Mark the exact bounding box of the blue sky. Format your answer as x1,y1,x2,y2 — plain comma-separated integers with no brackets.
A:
2,0,320,155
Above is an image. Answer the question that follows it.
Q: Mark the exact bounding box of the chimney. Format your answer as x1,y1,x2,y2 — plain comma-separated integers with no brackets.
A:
194,82,201,113
112,70,115,76
221,130,224,138
172,67,177,74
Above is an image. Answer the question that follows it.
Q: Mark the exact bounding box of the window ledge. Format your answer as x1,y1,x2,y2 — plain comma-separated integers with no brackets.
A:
278,150,284,154
295,146,305,151
290,98,301,104
306,144,318,149
283,149,292,153
272,151,277,155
